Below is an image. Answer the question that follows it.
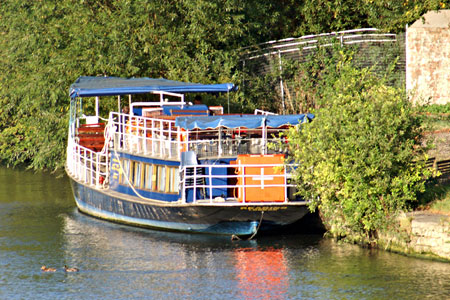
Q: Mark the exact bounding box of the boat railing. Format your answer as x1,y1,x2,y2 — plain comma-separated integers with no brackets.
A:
110,112,182,160
254,109,278,115
187,136,286,158
108,112,289,159
179,163,299,204
66,139,109,188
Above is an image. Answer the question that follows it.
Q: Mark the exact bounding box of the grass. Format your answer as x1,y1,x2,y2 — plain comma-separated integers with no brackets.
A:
419,109,450,215
417,181,450,215
418,106,450,214
423,118,450,132
429,198,450,214
417,104,450,132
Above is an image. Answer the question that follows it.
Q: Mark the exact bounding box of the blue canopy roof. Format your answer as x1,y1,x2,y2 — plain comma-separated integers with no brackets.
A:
69,76,237,98
175,114,314,130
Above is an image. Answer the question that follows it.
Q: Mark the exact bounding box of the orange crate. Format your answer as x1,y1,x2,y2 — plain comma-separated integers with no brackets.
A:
236,154,285,202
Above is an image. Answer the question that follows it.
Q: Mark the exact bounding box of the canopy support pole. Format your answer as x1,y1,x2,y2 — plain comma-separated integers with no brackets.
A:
262,117,267,155
128,95,132,114
95,97,99,118
218,127,222,157
227,91,230,114
278,50,285,114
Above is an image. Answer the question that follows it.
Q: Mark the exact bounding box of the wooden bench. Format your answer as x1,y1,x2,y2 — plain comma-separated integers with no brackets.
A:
77,123,106,152
437,159,450,176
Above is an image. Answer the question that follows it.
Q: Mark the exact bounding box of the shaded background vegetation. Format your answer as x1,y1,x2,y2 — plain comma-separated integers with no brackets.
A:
0,0,448,170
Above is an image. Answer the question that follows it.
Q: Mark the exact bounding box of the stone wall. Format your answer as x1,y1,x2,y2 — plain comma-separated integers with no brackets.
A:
380,212,450,261
407,10,450,105
406,212,450,259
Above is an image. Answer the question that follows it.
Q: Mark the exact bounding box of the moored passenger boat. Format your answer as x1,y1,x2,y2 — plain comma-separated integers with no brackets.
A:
66,76,314,237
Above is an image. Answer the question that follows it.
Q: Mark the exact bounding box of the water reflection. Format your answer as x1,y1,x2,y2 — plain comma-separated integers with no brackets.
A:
60,212,248,299
60,211,450,300
1,166,450,300
235,247,288,300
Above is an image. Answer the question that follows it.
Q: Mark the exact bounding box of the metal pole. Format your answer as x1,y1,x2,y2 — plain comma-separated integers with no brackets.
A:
208,165,212,202
128,95,132,114
278,50,285,114
95,96,99,118
218,127,222,157
227,91,230,114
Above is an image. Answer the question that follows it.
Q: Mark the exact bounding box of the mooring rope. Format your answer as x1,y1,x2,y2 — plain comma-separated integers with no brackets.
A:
112,146,156,201
231,211,264,241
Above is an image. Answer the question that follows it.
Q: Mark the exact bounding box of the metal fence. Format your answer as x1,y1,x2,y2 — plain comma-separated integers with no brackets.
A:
240,28,406,113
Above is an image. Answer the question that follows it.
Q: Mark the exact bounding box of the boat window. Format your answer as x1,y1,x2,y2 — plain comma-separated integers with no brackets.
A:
133,161,142,188
119,159,130,185
157,165,166,192
168,167,173,193
129,161,136,186
143,164,153,190
152,165,157,190
119,159,178,194
169,167,179,193
173,168,179,193
165,166,170,193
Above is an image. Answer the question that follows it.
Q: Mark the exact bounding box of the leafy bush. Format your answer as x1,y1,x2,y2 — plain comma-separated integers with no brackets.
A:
286,64,431,243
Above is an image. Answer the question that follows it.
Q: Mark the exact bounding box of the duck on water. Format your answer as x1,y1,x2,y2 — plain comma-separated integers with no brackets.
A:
65,76,314,238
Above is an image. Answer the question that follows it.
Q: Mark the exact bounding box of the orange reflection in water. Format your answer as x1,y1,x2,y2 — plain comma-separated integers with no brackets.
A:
234,248,289,300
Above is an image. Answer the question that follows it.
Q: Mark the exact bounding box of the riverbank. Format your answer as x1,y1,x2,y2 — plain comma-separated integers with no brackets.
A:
380,126,450,261
308,209,450,262
379,211,450,261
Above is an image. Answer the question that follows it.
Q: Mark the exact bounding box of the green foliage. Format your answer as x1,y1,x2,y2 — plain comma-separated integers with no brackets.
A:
286,63,431,243
0,0,258,169
416,177,450,214
281,43,355,113
241,35,405,115
295,0,450,35
240,41,352,114
0,0,448,170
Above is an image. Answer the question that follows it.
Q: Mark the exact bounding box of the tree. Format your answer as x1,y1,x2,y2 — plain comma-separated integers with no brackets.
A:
0,0,259,169
295,0,450,35
0,0,448,170
285,61,431,243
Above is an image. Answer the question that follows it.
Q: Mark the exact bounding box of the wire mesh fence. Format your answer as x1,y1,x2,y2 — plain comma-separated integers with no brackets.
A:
239,28,406,112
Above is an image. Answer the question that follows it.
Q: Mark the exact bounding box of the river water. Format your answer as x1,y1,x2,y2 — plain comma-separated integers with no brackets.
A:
0,167,449,300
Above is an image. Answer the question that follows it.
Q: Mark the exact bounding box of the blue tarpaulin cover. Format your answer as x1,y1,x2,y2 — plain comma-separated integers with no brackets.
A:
70,76,237,98
175,114,314,130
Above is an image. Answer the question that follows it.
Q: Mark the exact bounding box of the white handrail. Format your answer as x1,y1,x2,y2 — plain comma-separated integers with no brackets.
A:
179,163,297,204
242,31,397,61
109,112,289,159
240,28,396,59
66,139,109,188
